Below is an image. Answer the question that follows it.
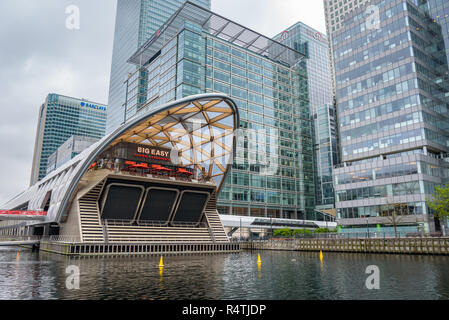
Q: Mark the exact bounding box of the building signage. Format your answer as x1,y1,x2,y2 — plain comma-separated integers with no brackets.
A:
80,101,107,111
136,146,171,161
280,30,289,41
108,142,174,164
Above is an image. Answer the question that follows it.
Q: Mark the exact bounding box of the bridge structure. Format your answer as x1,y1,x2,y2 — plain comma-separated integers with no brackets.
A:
0,211,47,221
0,239,41,247
220,215,337,238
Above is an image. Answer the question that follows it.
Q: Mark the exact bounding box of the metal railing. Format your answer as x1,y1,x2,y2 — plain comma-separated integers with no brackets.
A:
42,235,81,243
102,219,207,228
0,235,43,241
231,231,448,242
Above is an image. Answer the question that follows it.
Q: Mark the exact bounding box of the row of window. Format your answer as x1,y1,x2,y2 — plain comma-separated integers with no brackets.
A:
338,63,413,98
335,160,448,185
339,78,417,112
338,202,426,219
336,180,437,202
342,128,423,156
339,94,419,126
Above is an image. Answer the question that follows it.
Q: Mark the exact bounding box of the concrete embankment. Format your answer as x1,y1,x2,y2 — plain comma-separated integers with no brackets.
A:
242,238,449,255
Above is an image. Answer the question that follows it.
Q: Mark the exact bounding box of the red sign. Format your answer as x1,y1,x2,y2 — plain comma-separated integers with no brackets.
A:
0,210,47,216
280,30,289,41
133,153,170,162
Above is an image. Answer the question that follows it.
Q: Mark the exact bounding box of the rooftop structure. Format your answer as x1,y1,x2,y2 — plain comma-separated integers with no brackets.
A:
128,1,305,68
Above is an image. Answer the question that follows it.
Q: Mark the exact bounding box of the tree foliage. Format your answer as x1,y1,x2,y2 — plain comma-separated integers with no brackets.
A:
427,184,449,221
272,228,335,237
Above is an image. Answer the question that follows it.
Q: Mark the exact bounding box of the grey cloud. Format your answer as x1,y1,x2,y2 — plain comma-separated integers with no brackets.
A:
0,0,116,204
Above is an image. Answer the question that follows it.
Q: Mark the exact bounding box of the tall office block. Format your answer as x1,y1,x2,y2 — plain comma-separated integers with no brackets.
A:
121,2,322,220
274,22,338,210
313,104,339,209
427,1,449,66
107,0,210,134
323,0,371,95
30,94,107,185
328,0,449,234
46,135,99,175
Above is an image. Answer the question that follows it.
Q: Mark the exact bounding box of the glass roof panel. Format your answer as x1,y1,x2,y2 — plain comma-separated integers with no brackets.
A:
128,2,305,67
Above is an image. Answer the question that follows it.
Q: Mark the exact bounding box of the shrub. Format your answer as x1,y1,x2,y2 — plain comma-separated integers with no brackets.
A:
273,228,293,237
314,228,336,233
293,229,312,235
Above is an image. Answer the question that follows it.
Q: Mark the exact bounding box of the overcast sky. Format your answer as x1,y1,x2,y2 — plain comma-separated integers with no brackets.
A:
0,0,326,205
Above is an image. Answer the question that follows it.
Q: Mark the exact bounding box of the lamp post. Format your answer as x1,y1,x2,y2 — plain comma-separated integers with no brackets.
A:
240,217,242,241
366,217,370,239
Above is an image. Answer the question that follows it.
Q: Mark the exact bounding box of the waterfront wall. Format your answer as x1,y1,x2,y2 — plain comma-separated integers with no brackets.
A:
39,241,241,256
242,238,449,255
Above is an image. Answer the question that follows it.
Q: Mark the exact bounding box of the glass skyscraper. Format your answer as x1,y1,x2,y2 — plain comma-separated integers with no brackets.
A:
329,0,449,234
120,2,319,220
107,0,210,134
427,1,449,70
274,22,338,210
30,94,107,185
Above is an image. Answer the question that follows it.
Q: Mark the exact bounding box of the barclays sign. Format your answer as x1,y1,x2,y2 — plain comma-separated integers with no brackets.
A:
80,101,107,111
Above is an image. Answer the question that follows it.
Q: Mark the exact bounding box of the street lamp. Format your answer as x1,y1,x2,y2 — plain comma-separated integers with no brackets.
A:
240,217,242,241
366,217,370,238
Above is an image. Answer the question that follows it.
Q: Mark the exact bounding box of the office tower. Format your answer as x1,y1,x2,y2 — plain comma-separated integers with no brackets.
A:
107,0,211,134
313,104,339,209
328,0,449,234
323,0,371,94
30,94,107,185
427,1,449,64
46,135,99,175
122,2,320,220
274,22,338,210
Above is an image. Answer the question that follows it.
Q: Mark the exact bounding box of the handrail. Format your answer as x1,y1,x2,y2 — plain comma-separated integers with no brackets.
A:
41,235,81,243
0,235,43,241
0,210,47,216
102,219,207,228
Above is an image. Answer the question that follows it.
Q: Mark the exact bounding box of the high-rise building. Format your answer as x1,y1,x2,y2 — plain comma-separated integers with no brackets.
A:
313,103,339,209
327,0,449,234
427,1,449,65
107,0,211,134
274,22,338,210
46,135,99,175
30,94,107,185
120,2,323,221
323,0,371,94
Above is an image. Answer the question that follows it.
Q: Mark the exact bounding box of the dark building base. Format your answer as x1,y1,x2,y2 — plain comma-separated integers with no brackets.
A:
39,241,241,256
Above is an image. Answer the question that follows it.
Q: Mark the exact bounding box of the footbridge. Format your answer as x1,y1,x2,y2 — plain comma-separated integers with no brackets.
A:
0,236,41,247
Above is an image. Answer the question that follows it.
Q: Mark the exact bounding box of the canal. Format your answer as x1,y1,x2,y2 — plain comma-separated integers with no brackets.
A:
1,246,449,299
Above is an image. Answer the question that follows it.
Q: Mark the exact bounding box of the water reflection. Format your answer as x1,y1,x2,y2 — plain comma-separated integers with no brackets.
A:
0,246,448,300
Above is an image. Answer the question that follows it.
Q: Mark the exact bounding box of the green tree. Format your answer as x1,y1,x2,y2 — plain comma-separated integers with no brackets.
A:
273,228,293,237
314,228,336,233
427,184,449,231
293,229,312,235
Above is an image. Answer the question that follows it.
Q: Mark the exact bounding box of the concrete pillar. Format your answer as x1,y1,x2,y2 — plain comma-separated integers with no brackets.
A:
43,224,50,236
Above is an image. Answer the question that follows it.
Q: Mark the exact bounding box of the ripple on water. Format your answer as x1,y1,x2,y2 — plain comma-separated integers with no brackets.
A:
1,249,449,299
